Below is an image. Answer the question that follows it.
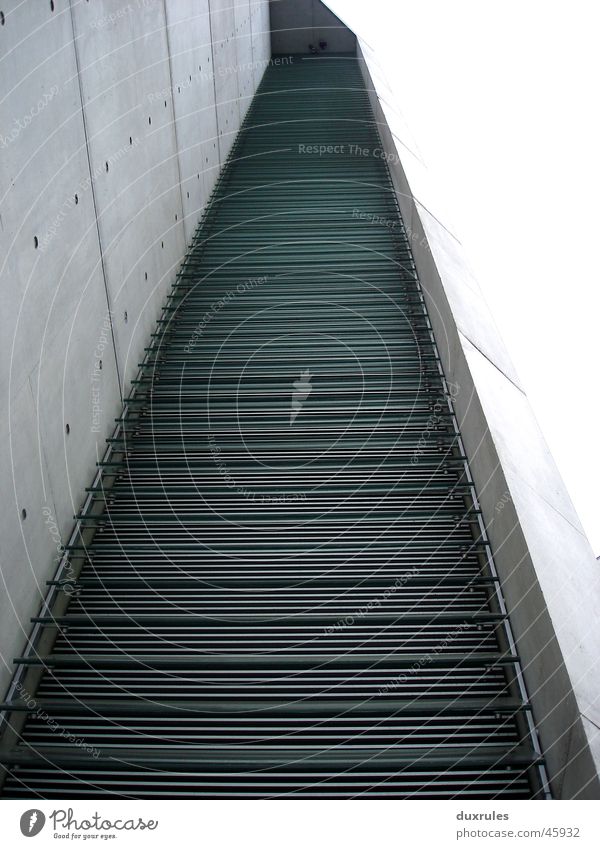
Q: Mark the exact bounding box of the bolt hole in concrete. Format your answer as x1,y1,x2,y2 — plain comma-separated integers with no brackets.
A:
129,136,132,145
33,236,38,248
65,423,70,435
105,161,109,172
74,193,78,204
148,116,151,125
50,0,54,11
21,509,26,521
144,272,148,280
0,11,5,26
98,360,102,370
124,311,128,323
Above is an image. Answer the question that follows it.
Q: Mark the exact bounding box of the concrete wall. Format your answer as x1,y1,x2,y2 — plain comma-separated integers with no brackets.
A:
0,0,270,699
350,33,600,799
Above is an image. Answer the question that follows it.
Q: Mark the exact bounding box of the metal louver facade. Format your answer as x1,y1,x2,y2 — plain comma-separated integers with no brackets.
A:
0,55,548,799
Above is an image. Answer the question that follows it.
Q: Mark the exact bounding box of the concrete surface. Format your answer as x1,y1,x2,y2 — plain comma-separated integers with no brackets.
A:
0,0,270,699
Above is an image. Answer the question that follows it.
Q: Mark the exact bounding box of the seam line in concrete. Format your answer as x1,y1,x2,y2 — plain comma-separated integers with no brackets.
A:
582,712,600,733
412,195,463,245
67,0,123,403
458,329,525,396
161,0,187,238
248,0,254,77
514,473,589,541
457,333,589,539
207,0,221,166
27,374,52,511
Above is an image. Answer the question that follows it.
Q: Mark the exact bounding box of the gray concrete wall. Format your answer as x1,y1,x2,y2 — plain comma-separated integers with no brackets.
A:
0,0,270,699
351,37,600,798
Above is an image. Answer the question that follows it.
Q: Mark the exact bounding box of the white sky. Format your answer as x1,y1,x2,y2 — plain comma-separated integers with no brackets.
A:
330,0,600,554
